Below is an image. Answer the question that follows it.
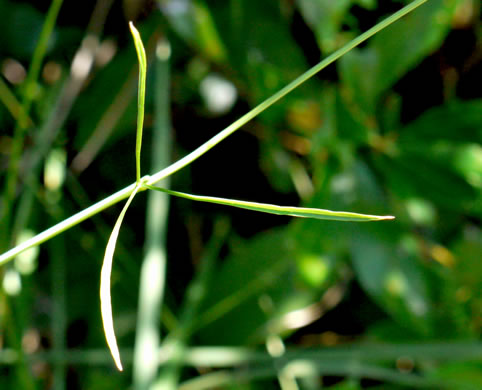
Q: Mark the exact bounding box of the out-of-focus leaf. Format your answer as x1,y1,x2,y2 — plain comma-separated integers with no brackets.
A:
86,370,125,390
338,47,380,114
397,141,481,194
260,143,295,194
366,319,426,342
197,228,297,345
160,0,226,62
197,228,338,345
208,0,307,102
72,46,137,151
0,1,46,59
335,88,373,146
158,0,195,41
370,0,457,92
351,223,433,335
192,0,227,62
340,0,459,113
429,361,482,390
451,228,482,328
296,0,377,53
328,380,361,390
374,152,478,212
398,100,482,144
296,0,352,52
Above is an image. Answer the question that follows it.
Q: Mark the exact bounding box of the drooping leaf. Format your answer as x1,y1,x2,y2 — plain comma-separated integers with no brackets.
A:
100,185,141,371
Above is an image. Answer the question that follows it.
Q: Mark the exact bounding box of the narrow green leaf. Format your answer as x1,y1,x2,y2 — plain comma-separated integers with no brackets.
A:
0,0,425,266
144,185,394,222
129,22,147,184
100,185,141,371
133,37,172,389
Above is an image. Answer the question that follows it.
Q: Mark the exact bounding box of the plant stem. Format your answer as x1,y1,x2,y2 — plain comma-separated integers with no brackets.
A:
146,0,428,186
0,182,141,265
0,0,428,266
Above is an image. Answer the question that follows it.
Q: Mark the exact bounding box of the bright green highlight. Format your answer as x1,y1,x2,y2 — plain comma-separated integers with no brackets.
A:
129,22,147,183
99,23,148,371
144,185,394,222
100,184,141,372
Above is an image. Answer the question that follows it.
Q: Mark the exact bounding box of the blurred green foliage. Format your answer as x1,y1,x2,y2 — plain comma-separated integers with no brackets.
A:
0,0,481,389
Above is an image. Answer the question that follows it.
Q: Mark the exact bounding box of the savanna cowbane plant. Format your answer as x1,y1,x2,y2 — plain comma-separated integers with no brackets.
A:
1,0,433,370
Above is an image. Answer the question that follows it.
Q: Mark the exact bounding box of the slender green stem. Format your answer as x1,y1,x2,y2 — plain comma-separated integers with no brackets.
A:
146,0,428,186
0,181,141,266
1,0,64,250
129,22,147,183
0,0,427,266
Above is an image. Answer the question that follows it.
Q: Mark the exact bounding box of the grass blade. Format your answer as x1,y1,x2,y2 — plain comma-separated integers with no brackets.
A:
144,186,394,222
133,37,172,389
100,185,141,371
129,22,147,183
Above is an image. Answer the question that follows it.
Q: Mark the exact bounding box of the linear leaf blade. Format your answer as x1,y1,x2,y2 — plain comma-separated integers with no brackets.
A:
129,22,147,183
144,185,394,222
100,185,140,371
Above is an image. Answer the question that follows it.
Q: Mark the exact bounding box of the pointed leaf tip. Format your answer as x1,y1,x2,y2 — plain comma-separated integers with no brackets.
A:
144,185,396,222
100,186,140,372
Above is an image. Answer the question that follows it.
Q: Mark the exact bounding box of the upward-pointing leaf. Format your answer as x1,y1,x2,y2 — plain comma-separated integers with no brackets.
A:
144,185,394,222
129,21,147,184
